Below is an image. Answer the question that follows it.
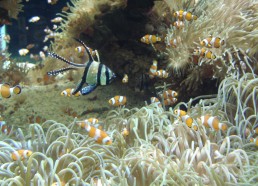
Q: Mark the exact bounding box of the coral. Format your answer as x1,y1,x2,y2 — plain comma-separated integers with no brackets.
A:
0,0,23,19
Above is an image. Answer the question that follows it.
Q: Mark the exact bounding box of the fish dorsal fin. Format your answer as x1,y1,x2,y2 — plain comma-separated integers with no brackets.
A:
74,38,94,62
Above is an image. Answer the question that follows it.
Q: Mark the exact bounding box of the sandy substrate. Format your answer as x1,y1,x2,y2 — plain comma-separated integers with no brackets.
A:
1,79,150,127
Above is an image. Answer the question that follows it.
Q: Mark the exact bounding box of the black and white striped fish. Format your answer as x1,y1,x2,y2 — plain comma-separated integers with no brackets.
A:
47,39,116,95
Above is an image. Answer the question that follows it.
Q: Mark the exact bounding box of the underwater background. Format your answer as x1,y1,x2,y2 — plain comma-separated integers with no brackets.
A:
0,0,257,185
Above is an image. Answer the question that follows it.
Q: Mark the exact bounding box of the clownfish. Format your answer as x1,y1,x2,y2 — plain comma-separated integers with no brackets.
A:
75,46,100,62
155,70,169,78
29,16,40,23
253,125,258,134
122,127,129,137
194,47,216,59
77,122,112,145
173,20,184,29
174,109,198,131
0,83,22,99
0,119,11,135
108,96,127,106
165,36,182,48
11,150,33,161
140,35,162,45
150,97,162,107
18,48,29,56
61,88,81,97
51,182,66,186
174,10,197,21
122,74,128,83
250,137,258,146
77,118,99,125
149,60,158,79
162,89,178,99
164,98,177,106
200,35,225,48
200,115,227,131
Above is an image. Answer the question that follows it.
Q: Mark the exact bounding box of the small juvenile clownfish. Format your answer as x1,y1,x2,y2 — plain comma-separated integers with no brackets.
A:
51,17,63,23
108,96,127,106
0,83,22,99
77,122,112,145
149,60,158,79
165,36,182,48
11,150,33,161
140,35,162,45
174,10,197,21
122,74,128,83
18,48,29,56
75,46,100,61
162,89,178,99
173,20,184,29
200,114,227,131
121,127,129,137
200,35,225,48
164,98,177,106
0,118,11,135
28,16,40,23
61,88,81,97
77,118,99,125
155,70,169,78
193,47,216,60
250,137,258,146
150,97,162,107
174,109,198,131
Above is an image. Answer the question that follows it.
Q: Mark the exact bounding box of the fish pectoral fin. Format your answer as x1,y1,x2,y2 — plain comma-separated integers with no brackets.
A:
80,84,97,95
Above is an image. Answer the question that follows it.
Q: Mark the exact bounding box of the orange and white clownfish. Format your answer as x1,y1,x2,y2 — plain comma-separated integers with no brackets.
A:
155,70,169,78
122,74,128,83
108,96,127,106
0,83,22,99
77,118,99,125
165,36,182,48
173,10,197,21
61,88,81,97
164,98,177,106
174,109,198,131
173,20,184,29
253,125,258,134
140,35,162,45
193,47,216,60
77,122,112,145
200,114,227,131
11,149,33,161
200,35,225,48
121,127,129,137
162,89,178,99
75,46,100,62
149,60,158,79
150,97,162,107
0,119,11,135
250,137,258,146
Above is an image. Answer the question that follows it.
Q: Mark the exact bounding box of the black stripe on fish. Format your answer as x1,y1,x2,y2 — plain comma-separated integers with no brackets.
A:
48,52,85,67
72,60,93,95
105,66,109,85
47,67,77,76
97,63,103,85
74,38,94,62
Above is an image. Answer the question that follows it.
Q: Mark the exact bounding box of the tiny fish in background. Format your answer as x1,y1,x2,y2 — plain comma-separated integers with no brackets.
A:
0,116,11,135
75,46,100,62
29,16,40,23
39,51,46,60
150,97,162,107
0,83,22,99
149,60,158,79
77,122,112,145
121,127,129,137
11,149,33,161
155,70,169,78
200,35,225,48
43,45,48,51
140,35,162,45
122,74,128,83
174,109,198,131
250,137,258,146
18,48,29,56
174,10,197,21
27,115,46,124
200,114,227,131
51,17,63,23
193,47,216,59
48,0,58,5
109,96,127,106
26,44,35,50
162,89,178,99
165,36,182,48
61,88,81,97
173,20,184,29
